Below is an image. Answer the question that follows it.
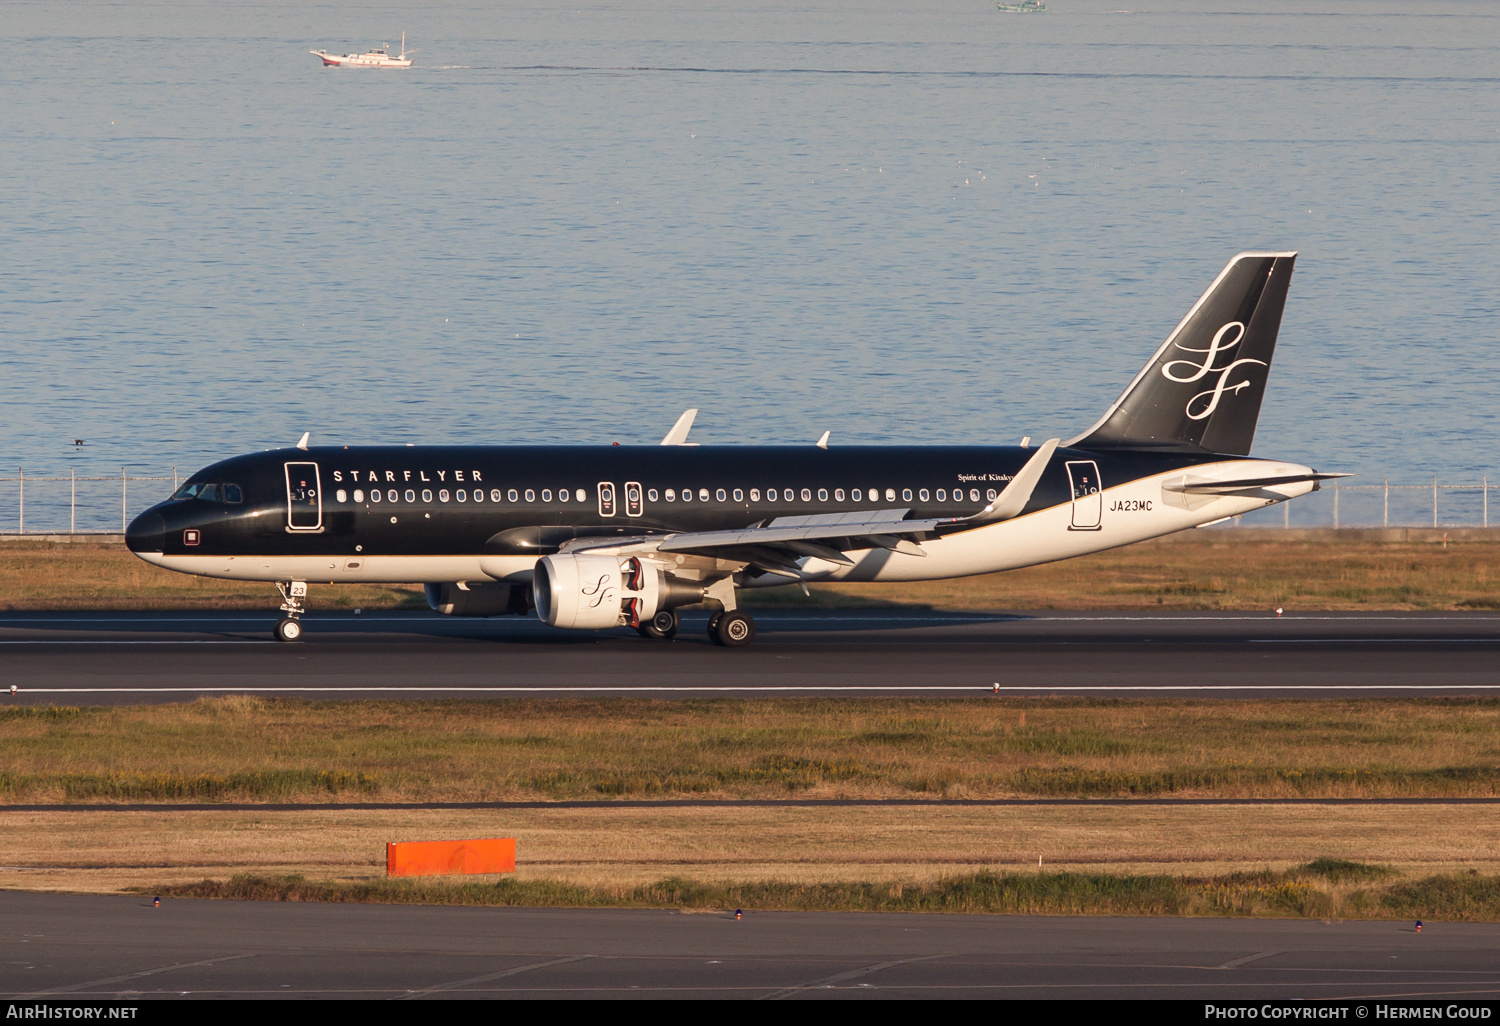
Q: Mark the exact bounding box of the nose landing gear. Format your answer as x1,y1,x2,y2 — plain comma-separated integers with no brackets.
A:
274,581,308,643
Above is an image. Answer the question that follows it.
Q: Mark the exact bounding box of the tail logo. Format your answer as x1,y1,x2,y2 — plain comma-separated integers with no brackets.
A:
1161,321,1267,421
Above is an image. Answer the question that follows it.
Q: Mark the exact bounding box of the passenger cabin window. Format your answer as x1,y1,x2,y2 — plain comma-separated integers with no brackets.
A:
715,488,726,502
420,489,432,503
987,488,997,501
969,488,980,502
885,488,896,502
699,488,710,502
937,488,946,501
835,489,845,501
665,488,676,502
733,488,743,502
902,488,912,502
818,488,828,501
507,489,518,502
648,488,659,502
525,489,536,503
336,489,348,503
439,489,450,502
800,488,811,502
919,489,929,502
682,487,693,503
457,489,467,502
749,488,760,502
851,488,862,501
354,489,365,503
541,488,552,502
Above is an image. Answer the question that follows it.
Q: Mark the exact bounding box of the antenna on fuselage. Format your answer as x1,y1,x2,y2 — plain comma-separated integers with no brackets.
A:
295,432,310,451
661,409,699,445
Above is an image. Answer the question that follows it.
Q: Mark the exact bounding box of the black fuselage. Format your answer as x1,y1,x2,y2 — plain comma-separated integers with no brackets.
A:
126,443,1231,559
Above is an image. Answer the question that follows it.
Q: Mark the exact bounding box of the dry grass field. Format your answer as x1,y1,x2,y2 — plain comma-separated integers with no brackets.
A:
4,696,1500,803
5,698,1500,916
2,531,1499,611
5,804,1498,919
4,533,1497,915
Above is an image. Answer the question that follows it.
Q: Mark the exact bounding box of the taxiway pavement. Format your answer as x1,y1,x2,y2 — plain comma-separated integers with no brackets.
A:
3,891,1496,999
1,609,1497,703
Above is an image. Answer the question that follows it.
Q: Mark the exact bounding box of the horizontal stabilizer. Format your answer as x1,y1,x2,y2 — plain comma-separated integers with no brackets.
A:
1163,471,1351,496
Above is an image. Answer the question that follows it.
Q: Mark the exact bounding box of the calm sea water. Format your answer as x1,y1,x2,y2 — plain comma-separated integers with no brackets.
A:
3,0,1498,529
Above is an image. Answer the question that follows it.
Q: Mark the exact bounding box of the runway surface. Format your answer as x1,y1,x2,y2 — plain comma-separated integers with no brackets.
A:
2,609,1498,703
4,892,1497,1000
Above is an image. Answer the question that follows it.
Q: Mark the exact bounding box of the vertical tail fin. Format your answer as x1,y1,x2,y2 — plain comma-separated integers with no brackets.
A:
1068,252,1296,456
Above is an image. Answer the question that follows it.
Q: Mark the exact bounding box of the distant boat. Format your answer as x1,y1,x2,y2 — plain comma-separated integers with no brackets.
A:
996,1,1047,11
311,31,415,68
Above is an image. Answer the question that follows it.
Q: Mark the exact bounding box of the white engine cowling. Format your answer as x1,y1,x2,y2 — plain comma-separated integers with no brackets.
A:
532,554,706,630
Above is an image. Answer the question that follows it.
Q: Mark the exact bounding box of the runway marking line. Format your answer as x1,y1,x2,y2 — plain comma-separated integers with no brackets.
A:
0,614,1496,624
20,952,257,997
764,954,946,1000
395,955,594,999
9,684,1500,695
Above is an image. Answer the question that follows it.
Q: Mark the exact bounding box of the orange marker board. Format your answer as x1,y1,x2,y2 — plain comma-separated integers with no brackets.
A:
387,838,516,877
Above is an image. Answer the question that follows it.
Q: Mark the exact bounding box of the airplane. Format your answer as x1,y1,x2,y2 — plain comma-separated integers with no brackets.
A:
125,251,1342,646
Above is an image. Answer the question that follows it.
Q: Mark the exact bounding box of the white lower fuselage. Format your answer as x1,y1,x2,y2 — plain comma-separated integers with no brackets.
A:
135,458,1315,588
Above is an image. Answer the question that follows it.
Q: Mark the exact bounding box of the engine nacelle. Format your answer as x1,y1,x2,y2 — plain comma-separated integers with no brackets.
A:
532,554,705,630
425,581,525,617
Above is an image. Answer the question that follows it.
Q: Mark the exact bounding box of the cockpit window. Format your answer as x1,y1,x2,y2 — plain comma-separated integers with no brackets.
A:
172,481,238,503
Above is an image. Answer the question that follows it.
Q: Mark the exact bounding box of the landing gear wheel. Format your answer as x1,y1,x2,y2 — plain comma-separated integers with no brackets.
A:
637,609,680,640
706,611,723,641
712,610,755,648
274,617,303,643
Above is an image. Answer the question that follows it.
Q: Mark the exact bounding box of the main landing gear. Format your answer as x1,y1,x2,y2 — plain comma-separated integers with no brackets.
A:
707,609,756,648
274,581,307,643
635,608,757,646
637,608,681,640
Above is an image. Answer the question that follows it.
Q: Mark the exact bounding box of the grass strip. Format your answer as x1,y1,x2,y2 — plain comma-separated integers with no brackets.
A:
8,696,1500,802
4,534,1500,611
142,860,1498,920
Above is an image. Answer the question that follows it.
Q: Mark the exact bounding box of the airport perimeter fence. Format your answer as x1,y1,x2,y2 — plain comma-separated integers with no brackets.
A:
0,469,1494,536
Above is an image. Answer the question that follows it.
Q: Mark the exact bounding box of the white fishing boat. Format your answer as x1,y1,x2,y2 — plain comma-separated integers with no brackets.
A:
311,32,415,68
996,1,1047,11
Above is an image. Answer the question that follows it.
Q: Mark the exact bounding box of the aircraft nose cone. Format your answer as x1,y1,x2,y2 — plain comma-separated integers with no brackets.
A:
125,511,166,553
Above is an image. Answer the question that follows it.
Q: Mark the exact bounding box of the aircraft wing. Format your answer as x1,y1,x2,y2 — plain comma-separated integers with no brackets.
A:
563,508,948,578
